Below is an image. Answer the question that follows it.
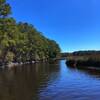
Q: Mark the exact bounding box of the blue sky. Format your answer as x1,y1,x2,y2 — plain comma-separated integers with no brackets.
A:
8,0,100,52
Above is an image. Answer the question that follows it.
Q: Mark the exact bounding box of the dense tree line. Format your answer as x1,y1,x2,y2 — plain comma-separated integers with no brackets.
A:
0,0,61,65
73,50,100,56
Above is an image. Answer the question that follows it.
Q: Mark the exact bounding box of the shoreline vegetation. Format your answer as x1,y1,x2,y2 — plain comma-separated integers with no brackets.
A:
0,0,61,67
66,50,100,67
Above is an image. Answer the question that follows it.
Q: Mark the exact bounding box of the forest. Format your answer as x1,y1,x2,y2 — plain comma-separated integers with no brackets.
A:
0,0,61,65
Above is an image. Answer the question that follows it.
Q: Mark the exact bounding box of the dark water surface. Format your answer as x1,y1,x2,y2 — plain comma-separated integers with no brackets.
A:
0,60,100,100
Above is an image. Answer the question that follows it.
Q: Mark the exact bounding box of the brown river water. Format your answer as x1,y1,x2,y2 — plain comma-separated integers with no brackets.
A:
0,60,100,100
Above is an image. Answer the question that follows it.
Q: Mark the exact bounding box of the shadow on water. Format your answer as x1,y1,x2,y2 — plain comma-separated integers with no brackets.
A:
66,64,100,79
0,61,61,100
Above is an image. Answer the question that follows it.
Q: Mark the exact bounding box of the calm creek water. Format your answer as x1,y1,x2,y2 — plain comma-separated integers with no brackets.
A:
0,60,100,100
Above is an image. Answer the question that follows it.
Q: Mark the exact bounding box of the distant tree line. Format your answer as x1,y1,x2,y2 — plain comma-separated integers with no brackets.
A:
0,0,61,65
63,50,100,57
73,50,100,56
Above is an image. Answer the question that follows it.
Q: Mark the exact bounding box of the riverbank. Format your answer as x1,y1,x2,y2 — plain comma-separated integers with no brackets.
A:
1,61,36,69
0,58,60,68
66,58,100,67
66,50,100,67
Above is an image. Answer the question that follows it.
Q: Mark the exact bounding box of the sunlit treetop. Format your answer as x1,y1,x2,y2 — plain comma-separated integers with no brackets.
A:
0,0,11,18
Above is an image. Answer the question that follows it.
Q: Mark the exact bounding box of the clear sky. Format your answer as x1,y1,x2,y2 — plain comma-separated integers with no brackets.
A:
8,0,100,52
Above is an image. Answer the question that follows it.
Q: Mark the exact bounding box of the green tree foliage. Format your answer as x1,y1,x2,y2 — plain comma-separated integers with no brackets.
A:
0,18,19,64
0,0,61,65
0,0,11,18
